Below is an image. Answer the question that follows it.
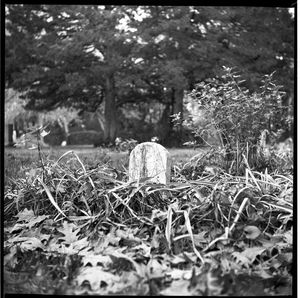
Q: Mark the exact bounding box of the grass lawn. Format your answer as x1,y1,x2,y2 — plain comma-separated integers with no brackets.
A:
4,145,205,185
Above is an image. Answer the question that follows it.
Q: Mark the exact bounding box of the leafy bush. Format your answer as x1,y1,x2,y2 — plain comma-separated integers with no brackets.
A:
189,66,290,145
185,66,293,173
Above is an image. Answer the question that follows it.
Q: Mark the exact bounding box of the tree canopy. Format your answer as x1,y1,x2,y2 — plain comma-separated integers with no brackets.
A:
5,5,294,144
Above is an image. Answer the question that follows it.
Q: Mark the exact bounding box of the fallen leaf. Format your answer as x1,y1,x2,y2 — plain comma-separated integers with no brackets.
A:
232,246,266,266
72,237,89,251
254,269,274,279
160,279,191,295
244,225,261,240
46,236,61,251
170,254,186,265
147,258,169,279
231,251,250,267
182,252,198,263
278,252,293,263
15,208,35,223
78,246,93,256
57,221,80,244
20,237,45,251
193,231,209,245
10,223,27,233
116,228,141,243
76,267,119,291
109,251,144,276
27,215,49,229
108,271,141,294
81,254,112,267
166,269,192,280
130,242,151,257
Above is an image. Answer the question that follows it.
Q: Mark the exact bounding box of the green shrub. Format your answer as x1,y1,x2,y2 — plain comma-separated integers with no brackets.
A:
189,67,290,145
185,66,293,173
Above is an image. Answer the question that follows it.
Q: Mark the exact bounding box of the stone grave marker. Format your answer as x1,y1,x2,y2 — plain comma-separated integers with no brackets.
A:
128,142,171,185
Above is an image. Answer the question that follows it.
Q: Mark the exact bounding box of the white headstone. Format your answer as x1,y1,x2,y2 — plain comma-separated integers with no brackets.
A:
129,142,171,185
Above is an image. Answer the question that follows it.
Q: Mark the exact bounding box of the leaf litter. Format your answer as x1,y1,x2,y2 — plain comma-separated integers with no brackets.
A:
4,149,293,295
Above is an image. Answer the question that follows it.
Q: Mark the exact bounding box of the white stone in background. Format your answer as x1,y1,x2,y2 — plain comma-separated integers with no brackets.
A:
151,136,159,142
129,142,171,185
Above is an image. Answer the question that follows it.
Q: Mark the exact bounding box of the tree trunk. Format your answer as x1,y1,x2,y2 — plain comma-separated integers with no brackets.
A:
172,88,184,116
104,74,118,144
156,104,172,144
172,87,184,139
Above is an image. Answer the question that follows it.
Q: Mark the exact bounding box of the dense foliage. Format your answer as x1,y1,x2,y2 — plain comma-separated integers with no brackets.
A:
189,67,289,144
5,5,294,144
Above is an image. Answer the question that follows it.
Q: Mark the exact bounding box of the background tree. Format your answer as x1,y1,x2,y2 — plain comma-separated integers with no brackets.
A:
6,5,140,144
5,5,294,146
133,6,294,143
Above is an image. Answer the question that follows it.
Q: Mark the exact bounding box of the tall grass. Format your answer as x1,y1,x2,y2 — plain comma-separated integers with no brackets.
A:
4,125,293,261
4,142,293,251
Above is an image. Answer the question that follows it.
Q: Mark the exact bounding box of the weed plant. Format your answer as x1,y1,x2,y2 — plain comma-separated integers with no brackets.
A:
182,66,293,175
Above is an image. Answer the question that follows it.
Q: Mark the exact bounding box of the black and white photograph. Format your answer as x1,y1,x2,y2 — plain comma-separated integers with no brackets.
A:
3,4,295,296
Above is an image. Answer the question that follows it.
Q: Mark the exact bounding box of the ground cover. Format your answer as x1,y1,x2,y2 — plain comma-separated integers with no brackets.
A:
3,145,293,295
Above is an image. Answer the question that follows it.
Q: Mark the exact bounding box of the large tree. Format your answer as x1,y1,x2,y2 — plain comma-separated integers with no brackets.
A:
134,6,294,142
5,5,141,143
